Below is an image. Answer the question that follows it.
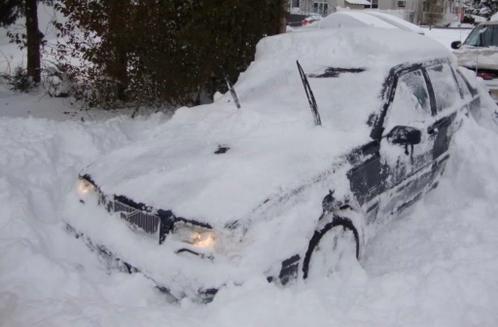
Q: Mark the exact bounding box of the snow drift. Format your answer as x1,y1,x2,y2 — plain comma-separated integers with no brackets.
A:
1,91,498,325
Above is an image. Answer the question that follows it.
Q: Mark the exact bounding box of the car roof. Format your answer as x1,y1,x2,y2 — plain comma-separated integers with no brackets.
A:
361,11,425,34
313,11,425,34
315,11,399,29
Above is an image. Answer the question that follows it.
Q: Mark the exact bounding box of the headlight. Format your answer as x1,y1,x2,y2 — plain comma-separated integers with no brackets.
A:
173,224,217,250
77,178,95,197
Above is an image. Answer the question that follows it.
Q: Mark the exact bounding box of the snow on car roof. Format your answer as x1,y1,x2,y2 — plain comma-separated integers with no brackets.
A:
316,11,424,34
317,11,398,29
362,11,425,34
345,0,371,5
87,28,451,226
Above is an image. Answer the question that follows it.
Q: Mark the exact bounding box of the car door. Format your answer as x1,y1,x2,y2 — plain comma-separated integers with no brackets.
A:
424,62,466,178
347,66,437,224
376,67,437,219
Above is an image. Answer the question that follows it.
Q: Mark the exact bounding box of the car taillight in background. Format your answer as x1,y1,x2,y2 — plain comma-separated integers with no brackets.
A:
476,70,498,80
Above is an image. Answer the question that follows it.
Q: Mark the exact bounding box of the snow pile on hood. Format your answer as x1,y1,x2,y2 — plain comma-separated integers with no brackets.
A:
86,29,452,226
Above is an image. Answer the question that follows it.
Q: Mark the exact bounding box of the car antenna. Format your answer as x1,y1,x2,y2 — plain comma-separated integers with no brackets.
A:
296,60,322,126
225,75,241,109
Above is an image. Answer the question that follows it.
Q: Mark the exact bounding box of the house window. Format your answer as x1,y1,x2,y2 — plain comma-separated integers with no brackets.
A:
423,0,443,13
313,1,329,15
397,0,406,7
291,0,300,7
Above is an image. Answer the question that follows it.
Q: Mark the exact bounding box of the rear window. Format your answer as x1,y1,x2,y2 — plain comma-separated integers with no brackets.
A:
427,64,459,111
464,25,498,47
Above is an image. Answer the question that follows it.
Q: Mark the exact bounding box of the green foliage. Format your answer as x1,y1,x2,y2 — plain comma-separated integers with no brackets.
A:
56,0,285,109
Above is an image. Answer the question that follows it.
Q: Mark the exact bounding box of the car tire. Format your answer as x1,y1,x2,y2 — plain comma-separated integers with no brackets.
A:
302,217,360,280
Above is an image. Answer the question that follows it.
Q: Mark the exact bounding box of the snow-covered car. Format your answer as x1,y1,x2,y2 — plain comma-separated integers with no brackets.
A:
452,20,498,103
66,28,480,302
301,14,323,26
313,11,425,35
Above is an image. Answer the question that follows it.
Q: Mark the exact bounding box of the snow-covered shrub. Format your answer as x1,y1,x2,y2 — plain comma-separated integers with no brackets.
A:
42,63,71,98
7,67,36,92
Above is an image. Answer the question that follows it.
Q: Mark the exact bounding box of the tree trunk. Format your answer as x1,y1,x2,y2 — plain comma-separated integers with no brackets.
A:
280,0,287,34
108,0,128,101
25,0,40,83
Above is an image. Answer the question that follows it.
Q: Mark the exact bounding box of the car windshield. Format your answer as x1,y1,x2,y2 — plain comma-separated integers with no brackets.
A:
464,24,498,47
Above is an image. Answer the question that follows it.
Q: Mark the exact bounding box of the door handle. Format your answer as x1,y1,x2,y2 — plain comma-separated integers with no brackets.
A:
428,115,453,135
427,126,438,135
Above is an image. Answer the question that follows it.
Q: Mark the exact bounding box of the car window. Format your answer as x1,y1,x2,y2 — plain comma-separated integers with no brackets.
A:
464,25,498,47
455,70,472,99
384,69,431,133
426,64,459,112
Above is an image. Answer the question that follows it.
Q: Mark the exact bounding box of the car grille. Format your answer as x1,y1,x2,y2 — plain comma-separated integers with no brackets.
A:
82,175,209,245
97,191,161,236
114,199,160,234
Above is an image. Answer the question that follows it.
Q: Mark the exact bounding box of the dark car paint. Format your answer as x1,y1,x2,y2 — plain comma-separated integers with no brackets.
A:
346,59,465,221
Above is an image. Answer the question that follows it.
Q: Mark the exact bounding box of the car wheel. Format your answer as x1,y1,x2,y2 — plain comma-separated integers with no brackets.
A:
302,218,359,280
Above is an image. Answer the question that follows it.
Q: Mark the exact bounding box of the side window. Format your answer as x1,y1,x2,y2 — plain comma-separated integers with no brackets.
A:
455,70,472,99
384,69,431,133
426,64,459,111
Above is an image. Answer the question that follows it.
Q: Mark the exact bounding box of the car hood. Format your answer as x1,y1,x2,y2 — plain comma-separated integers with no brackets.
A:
85,102,364,227
455,46,498,70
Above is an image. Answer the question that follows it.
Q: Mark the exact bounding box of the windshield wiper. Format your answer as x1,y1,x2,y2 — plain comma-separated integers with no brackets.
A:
225,76,241,109
296,60,322,126
308,67,365,78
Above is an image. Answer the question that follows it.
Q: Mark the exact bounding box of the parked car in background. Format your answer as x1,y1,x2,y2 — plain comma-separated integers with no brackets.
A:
302,14,323,26
66,28,480,303
452,20,498,103
312,10,425,34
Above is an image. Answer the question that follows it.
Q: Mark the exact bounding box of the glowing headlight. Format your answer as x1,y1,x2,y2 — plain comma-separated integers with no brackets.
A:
173,224,217,250
77,178,95,197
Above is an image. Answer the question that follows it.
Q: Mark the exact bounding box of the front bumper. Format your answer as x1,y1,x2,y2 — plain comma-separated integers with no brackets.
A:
65,223,219,302
67,175,243,301
81,174,212,245
68,175,303,301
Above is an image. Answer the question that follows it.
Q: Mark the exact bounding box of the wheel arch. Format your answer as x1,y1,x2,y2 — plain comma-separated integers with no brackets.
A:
302,215,360,280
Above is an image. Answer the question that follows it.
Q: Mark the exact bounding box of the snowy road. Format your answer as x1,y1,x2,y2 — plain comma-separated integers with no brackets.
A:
2,26,498,326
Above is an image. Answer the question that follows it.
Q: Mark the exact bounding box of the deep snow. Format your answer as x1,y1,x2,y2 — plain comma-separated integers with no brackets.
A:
2,89,498,327
1,25,498,327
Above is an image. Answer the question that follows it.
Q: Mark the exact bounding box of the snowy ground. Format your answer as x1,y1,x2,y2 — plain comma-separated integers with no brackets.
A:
2,27,498,327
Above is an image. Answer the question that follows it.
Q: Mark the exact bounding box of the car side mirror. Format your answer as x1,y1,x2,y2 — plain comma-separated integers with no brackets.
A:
451,41,462,49
387,126,421,146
